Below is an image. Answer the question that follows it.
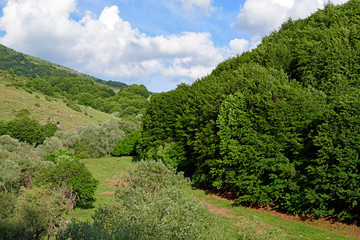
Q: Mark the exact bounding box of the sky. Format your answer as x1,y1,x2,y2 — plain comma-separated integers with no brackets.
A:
0,0,350,92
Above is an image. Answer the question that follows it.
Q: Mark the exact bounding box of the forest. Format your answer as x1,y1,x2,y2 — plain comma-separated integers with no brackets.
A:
139,0,360,222
1,0,360,239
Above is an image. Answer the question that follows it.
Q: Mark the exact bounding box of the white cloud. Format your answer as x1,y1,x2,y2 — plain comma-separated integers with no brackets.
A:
232,0,350,48
0,0,224,92
233,0,324,36
229,38,249,56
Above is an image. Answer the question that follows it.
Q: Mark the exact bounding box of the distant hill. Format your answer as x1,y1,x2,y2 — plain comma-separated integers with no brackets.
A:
0,44,127,89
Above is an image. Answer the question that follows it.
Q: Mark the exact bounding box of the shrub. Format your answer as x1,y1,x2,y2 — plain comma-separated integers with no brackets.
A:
113,131,140,156
38,159,98,206
57,161,231,240
0,186,70,239
46,149,74,164
0,160,21,192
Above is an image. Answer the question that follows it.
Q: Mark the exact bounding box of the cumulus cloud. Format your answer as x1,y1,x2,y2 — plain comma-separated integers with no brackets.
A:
0,0,224,92
233,0,350,48
229,38,249,56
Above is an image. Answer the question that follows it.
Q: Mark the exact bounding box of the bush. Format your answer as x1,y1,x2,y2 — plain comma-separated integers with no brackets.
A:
46,149,74,164
38,159,98,206
0,186,70,240
112,131,140,156
57,161,231,240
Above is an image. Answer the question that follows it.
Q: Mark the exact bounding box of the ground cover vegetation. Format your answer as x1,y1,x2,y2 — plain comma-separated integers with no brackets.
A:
0,117,139,239
10,75,150,118
139,1,360,222
56,161,286,240
0,135,98,239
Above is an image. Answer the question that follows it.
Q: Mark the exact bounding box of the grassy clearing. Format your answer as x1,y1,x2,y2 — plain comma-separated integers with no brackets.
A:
191,189,359,240
0,83,117,131
71,157,360,239
67,157,137,221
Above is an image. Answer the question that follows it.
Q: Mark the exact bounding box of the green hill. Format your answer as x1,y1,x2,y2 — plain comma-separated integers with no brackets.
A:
0,82,118,132
0,44,127,89
139,0,360,222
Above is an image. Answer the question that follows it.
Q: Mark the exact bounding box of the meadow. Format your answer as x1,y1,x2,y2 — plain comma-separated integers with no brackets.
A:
72,157,360,240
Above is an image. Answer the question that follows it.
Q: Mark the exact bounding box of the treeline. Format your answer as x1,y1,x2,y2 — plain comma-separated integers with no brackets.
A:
139,0,360,221
6,75,150,118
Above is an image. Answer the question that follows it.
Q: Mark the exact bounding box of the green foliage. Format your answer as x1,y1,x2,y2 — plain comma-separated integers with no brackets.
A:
38,158,98,206
57,161,231,240
23,76,149,117
46,149,74,164
139,0,360,221
214,84,326,206
65,100,81,112
0,160,21,192
303,90,360,220
113,130,140,156
1,115,58,145
0,186,70,240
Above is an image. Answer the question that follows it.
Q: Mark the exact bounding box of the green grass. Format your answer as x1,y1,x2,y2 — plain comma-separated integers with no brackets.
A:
0,83,118,131
67,157,137,221
190,189,359,240
70,157,360,240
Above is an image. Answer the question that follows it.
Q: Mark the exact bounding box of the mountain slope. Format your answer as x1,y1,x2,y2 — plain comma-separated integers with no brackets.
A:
0,80,118,131
0,44,127,89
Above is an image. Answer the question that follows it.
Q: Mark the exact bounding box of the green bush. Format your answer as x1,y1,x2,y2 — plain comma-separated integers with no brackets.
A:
57,161,231,240
2,116,58,145
38,159,98,206
46,149,74,164
112,131,140,156
0,186,70,240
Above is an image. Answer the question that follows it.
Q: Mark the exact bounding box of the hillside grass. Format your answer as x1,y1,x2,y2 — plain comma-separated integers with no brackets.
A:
0,83,118,131
72,157,360,240
67,157,137,221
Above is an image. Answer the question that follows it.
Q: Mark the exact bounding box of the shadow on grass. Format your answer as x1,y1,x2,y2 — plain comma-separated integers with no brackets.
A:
76,201,96,209
131,156,142,162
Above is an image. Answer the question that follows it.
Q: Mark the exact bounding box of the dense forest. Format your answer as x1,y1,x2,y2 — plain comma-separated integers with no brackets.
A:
139,0,360,221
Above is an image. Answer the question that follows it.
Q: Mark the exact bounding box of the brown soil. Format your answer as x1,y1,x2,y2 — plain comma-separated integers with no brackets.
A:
100,191,115,195
105,178,117,188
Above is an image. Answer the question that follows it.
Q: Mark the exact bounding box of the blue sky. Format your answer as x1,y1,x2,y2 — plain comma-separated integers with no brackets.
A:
0,0,349,92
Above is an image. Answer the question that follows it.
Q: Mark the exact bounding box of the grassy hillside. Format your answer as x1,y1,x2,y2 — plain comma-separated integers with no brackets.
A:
0,82,118,131
0,44,127,89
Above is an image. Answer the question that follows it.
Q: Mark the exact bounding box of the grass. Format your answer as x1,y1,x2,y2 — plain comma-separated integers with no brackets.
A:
191,189,359,240
70,157,360,240
67,157,137,221
0,83,118,131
